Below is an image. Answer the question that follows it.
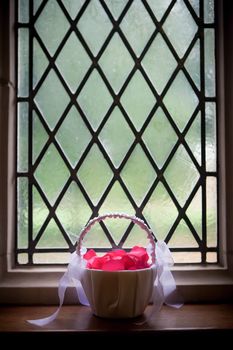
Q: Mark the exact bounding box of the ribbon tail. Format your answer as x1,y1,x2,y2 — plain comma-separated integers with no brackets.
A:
73,279,90,306
27,270,70,326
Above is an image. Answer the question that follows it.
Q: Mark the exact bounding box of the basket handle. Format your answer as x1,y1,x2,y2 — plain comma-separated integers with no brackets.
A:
76,213,156,264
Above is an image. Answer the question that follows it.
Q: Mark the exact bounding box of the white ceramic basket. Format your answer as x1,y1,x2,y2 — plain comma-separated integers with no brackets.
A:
76,213,156,319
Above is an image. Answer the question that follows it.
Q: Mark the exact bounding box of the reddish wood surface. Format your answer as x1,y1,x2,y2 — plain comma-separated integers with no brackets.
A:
0,304,232,333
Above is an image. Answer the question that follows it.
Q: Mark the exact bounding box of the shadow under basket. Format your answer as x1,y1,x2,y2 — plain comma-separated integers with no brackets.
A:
80,267,155,319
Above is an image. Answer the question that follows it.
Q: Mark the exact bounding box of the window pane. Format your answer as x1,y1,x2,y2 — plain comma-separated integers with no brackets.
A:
16,0,218,264
17,103,28,172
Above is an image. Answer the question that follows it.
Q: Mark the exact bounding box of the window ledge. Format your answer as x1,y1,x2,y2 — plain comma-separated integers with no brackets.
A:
0,266,233,304
0,304,232,340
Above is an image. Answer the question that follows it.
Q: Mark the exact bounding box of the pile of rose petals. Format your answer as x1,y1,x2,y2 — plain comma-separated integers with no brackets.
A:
83,246,151,271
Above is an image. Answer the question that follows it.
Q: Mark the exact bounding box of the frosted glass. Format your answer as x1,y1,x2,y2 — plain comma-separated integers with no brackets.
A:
99,107,135,168
78,69,113,131
147,0,172,21
33,186,49,239
121,71,155,131
172,252,201,263
120,0,154,57
205,29,216,97
56,182,92,243
18,29,29,97
18,254,28,265
61,0,85,19
33,38,49,88
186,187,202,239
189,0,199,16
204,0,214,23
99,33,134,93
19,0,29,22
56,33,91,93
142,33,176,94
35,69,69,130
34,0,43,15
34,144,69,205
56,106,91,167
35,0,69,56
100,181,134,241
78,0,112,56
165,145,199,206
185,112,201,165
82,223,112,248
164,71,198,131
17,178,28,248
163,0,197,58
207,177,217,247
206,252,217,263
123,224,149,248
121,145,156,205
33,253,70,264
185,39,200,90
105,0,127,19
32,111,48,164
78,144,113,205
143,107,177,168
168,220,198,247
205,103,216,171
36,219,68,248
143,182,178,240
17,103,28,172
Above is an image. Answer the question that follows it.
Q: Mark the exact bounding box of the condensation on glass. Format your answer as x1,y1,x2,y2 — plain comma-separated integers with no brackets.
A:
16,0,218,265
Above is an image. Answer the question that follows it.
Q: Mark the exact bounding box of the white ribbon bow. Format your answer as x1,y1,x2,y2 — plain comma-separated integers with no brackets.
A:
28,241,183,326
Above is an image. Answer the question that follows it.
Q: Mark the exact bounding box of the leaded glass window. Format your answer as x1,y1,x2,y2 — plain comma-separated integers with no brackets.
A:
16,0,218,265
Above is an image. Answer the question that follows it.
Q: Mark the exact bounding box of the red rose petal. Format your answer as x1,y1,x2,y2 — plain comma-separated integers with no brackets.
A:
83,249,96,260
102,259,125,271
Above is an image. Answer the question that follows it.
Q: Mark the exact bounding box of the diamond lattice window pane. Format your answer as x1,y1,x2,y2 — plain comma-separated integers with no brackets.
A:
56,181,92,243
18,28,29,97
121,70,155,131
17,102,28,172
78,69,113,130
121,145,156,205
163,0,197,58
164,145,199,206
104,0,127,20
32,111,48,164
56,106,91,167
33,186,49,239
56,32,91,93
168,219,198,247
78,144,113,205
143,182,178,240
185,112,201,165
34,144,70,205
78,0,112,56
120,0,154,57
100,181,135,244
35,69,70,130
186,187,202,239
189,0,199,16
99,107,135,168
207,177,217,247
147,0,172,21
99,33,134,93
33,0,44,15
33,38,49,88
17,178,28,248
205,103,216,171
205,29,216,97
163,71,198,131
143,107,177,169
35,0,69,56
61,0,85,20
36,219,69,248
142,33,176,94
184,39,200,90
